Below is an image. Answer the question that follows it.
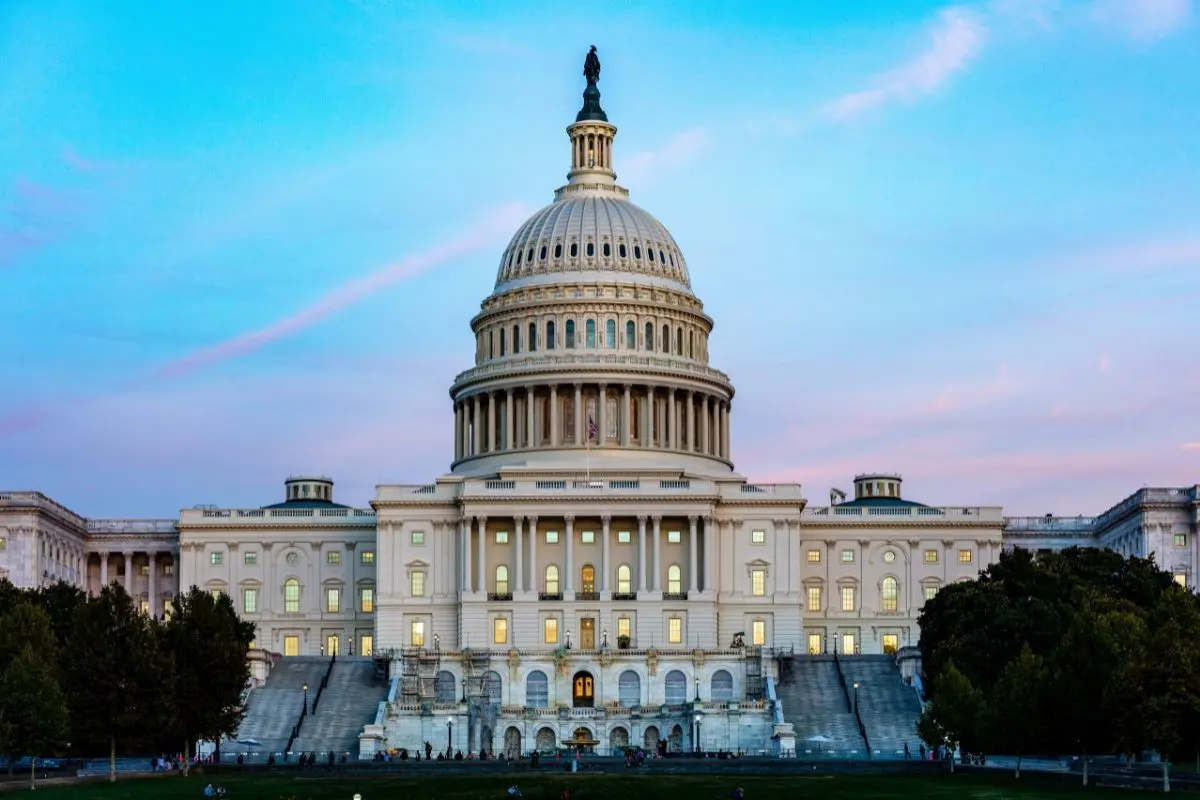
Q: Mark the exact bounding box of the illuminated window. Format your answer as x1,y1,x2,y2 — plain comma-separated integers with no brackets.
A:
284,579,301,613
360,635,373,657
410,571,426,597
667,617,682,644
210,552,223,566
841,586,856,612
807,550,821,563
495,565,510,594
544,618,558,644
808,633,822,655
580,565,595,593
751,569,766,596
880,577,898,612
667,565,682,594
361,551,375,565
958,550,973,564
1174,534,1187,547
411,530,425,545
882,634,899,654
242,588,258,614
139,565,150,576
139,598,150,614
751,529,766,544
616,565,632,594
617,617,631,639
545,531,560,544
752,620,766,646
581,530,595,544
667,530,681,544
544,565,560,594
618,530,631,544
924,585,938,602
360,587,375,613
325,588,341,613
924,550,938,564
1175,573,1188,588
284,635,299,656
841,550,854,563
495,530,509,544
841,634,856,655
411,621,425,647
244,552,258,566
327,551,341,565
807,586,822,612
493,618,509,645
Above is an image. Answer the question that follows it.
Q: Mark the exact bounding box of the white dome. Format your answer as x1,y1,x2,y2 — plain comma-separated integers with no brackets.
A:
494,193,692,294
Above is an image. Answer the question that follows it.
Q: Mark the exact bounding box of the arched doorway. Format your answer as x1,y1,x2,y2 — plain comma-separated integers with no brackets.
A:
571,726,598,754
503,726,522,759
480,725,494,755
664,669,686,705
609,726,629,755
572,670,595,708
643,725,660,752
710,669,734,702
535,726,556,753
668,724,683,753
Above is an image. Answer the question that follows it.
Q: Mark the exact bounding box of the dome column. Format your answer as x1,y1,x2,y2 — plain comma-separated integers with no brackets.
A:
686,390,695,452
473,395,483,456
488,391,498,452
700,395,710,455
454,402,463,461
621,384,632,446
573,383,583,446
550,385,560,446
526,386,536,447
597,382,607,444
721,402,731,459
667,388,676,450
505,388,515,450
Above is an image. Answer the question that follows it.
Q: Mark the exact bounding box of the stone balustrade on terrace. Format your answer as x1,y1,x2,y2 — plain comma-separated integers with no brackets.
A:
178,507,377,525
803,505,1004,523
386,700,768,716
452,352,732,387
87,518,179,535
0,491,87,528
378,480,804,503
1004,516,1098,533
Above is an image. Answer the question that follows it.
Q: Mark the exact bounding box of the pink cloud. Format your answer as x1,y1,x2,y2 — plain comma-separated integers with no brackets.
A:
154,202,532,380
621,129,710,184
1184,442,1200,452
61,146,114,174
825,6,986,120
1091,0,1191,41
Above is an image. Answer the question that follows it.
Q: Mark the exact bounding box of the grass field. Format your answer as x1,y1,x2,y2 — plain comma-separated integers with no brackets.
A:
4,771,1160,800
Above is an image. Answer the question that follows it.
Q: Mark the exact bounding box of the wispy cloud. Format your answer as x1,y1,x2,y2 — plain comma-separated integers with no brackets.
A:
1091,0,1191,41
0,177,87,269
1183,442,1200,452
622,128,710,184
825,6,987,121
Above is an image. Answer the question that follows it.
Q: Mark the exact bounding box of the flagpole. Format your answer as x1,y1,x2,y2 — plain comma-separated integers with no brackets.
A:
586,425,591,484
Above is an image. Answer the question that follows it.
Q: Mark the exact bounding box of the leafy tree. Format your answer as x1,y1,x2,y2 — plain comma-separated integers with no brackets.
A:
916,662,982,772
163,587,255,774
0,601,58,669
986,644,1048,778
35,582,87,654
0,645,70,788
64,585,166,782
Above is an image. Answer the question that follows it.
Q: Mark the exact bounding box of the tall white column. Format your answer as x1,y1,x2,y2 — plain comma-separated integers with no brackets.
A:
622,384,631,446
454,402,462,460
473,395,482,456
688,516,699,594
703,516,714,592
550,385,560,446
514,516,524,595
123,551,133,592
666,388,675,449
686,391,695,452
99,553,109,592
476,516,487,594
573,383,583,445
635,516,648,595
565,516,575,593
488,392,497,453
527,516,538,593
597,383,607,444
722,402,730,458
526,386,536,447
462,518,472,593
601,516,611,593
651,517,662,591
148,552,158,616
505,388,515,450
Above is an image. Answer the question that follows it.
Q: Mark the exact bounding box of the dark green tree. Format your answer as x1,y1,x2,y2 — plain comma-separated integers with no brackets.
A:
0,601,58,668
0,645,70,788
986,643,1048,778
163,587,255,774
64,585,166,782
35,582,87,654
916,662,983,772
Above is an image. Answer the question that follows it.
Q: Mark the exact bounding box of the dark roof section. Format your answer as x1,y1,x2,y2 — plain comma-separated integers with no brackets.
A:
834,497,929,509
262,499,349,510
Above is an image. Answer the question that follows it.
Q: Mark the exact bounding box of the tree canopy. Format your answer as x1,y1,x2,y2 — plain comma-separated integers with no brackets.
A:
917,546,1200,782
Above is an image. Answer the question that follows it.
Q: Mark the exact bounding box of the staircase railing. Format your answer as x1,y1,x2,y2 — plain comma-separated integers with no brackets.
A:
311,655,336,715
833,650,872,757
832,650,853,713
284,689,308,757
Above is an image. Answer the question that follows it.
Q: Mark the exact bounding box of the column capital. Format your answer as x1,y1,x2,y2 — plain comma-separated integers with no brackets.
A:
573,382,582,389
600,515,611,525
651,515,662,524
688,515,698,525
476,516,488,526
527,515,539,527
703,515,714,525
598,381,607,390
637,515,648,525
564,515,575,525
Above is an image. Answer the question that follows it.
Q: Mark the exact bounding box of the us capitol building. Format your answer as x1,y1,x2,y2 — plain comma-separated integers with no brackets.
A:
1,51,1196,759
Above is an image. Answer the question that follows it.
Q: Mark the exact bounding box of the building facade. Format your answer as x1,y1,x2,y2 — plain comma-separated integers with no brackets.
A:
1,52,1196,759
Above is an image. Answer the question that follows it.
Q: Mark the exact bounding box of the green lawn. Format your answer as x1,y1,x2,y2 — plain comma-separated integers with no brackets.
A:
6,771,1160,800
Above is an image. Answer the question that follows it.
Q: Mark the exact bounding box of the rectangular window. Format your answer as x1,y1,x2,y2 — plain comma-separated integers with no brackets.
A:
752,619,766,646
617,617,631,639
284,635,300,657
841,633,856,656
840,549,854,563
327,551,341,565
412,530,425,545
360,587,375,613
139,564,150,576
326,634,340,655
360,634,374,657
243,588,258,614
840,586,856,612
924,585,938,602
807,586,822,612
882,634,899,654
581,531,595,544
808,633,823,655
493,618,509,645
244,552,258,566
751,529,766,544
667,616,683,644
751,569,766,596
924,549,938,564
544,617,558,644
163,599,174,618
0,538,7,552
958,549,973,564
326,588,341,613
545,531,560,544
618,531,631,544
210,552,223,566
410,571,426,597
284,581,300,613
411,620,425,647
1174,573,1188,588
1174,533,1187,547
210,589,222,601
806,550,821,563
361,551,375,565
667,530,681,544
139,598,150,615
495,530,509,544
164,563,174,576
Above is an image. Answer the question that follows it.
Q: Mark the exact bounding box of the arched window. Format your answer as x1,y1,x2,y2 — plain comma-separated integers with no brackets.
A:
585,319,596,348
284,578,300,614
661,324,669,352
619,243,627,258
603,242,611,257
499,328,506,356
546,320,556,350
688,331,693,358
664,670,686,705
565,320,576,348
435,670,456,703
483,670,502,705
489,330,495,359
529,321,538,352
513,325,521,354
570,242,578,257
526,670,549,708
675,328,682,354
545,565,560,595
539,245,547,260
625,320,635,349
659,249,666,264
644,321,654,351
616,564,632,594
586,242,594,257
711,669,734,702
495,565,510,595
667,565,682,594
618,670,641,707
581,565,596,593
605,319,616,349
881,576,899,613
634,245,642,260
554,243,563,258
648,247,655,262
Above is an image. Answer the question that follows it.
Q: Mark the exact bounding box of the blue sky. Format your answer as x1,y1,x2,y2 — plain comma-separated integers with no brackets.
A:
1,0,1197,517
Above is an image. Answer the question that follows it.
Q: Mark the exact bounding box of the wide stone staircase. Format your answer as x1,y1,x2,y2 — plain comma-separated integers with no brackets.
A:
839,655,923,758
228,657,330,757
775,656,868,757
291,657,388,758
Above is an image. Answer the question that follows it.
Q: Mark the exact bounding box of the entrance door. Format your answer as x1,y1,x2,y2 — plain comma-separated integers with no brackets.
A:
808,633,823,655
841,633,856,655
580,617,595,649
326,634,340,655
882,633,899,654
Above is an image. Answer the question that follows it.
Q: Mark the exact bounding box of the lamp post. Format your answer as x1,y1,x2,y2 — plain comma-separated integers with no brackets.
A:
447,718,453,758
462,677,468,702
434,633,440,652
302,683,309,715
693,713,702,756
694,675,700,702
566,631,572,650
347,635,354,656
853,682,860,714
601,628,608,648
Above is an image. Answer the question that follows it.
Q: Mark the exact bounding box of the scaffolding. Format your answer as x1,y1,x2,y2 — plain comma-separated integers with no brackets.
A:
399,646,441,702
461,650,498,753
743,645,765,700
775,644,796,686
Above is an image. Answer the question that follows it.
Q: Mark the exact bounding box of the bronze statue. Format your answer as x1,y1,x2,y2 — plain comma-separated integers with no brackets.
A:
583,45,601,85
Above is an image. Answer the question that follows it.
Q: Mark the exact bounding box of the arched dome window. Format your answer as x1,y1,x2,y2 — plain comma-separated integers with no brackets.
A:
644,322,654,351
585,319,596,348
528,322,538,352
634,245,642,260
570,242,578,257
661,324,669,352
527,248,534,263
675,327,683,355
565,320,576,349
547,320,557,350
540,245,547,260
619,243,627,258
603,242,611,257
586,242,595,257
605,319,616,349
514,325,521,354
625,320,635,350
489,331,495,359
648,248,655,262
659,249,666,264
688,331,693,358
554,243,563,259
516,250,522,265
499,328,506,356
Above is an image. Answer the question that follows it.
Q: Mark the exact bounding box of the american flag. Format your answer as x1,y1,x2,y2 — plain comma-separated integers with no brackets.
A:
587,416,597,441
